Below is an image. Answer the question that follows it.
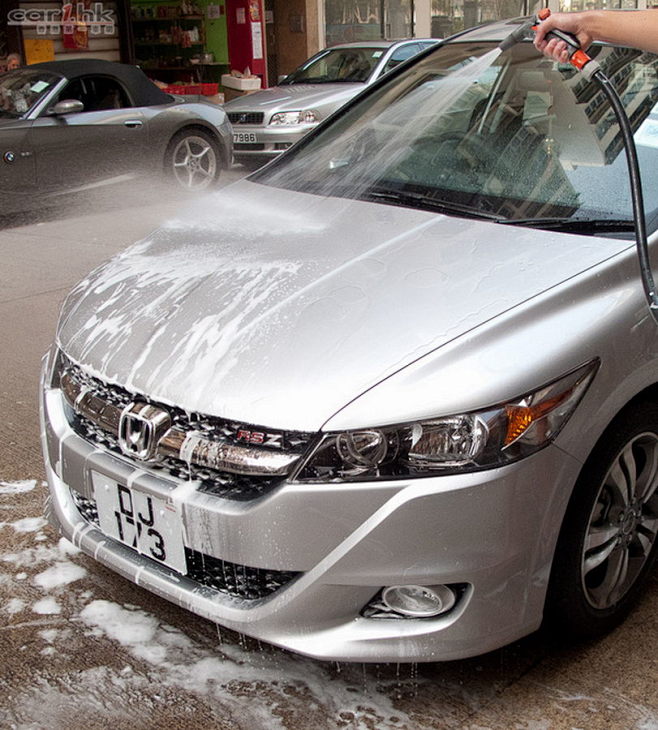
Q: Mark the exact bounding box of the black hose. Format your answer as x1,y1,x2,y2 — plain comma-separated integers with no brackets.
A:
591,68,658,323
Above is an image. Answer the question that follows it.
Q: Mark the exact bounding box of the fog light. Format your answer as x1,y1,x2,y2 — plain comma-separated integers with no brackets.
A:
381,584,456,618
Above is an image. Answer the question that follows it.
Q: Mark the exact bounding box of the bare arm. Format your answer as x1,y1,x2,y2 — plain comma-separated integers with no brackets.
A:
534,10,658,62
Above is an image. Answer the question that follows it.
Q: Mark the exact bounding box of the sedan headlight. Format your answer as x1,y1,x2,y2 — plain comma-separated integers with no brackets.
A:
270,110,317,125
294,360,598,482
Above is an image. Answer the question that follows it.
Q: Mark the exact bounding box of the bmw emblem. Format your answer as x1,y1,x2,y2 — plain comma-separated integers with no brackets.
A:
3,151,15,164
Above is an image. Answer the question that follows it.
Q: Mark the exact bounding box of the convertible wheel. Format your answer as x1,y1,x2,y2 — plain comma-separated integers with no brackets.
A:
167,130,220,190
546,404,658,637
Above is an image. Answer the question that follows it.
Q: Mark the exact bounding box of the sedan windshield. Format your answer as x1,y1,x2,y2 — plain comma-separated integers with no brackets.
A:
0,69,61,118
258,41,658,236
281,46,386,84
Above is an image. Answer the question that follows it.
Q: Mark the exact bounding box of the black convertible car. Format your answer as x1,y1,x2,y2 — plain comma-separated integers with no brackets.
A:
0,59,233,214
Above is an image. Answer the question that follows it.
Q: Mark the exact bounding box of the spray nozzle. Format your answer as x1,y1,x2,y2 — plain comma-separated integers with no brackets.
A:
498,16,538,52
499,10,595,74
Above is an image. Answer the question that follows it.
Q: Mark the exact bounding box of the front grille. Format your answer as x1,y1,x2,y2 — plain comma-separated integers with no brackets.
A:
235,143,265,151
71,489,100,526
228,112,264,125
72,411,279,501
58,355,313,502
186,548,299,599
71,489,299,600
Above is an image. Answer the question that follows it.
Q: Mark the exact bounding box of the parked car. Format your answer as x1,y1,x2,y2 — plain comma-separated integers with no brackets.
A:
42,19,658,662
0,59,232,214
224,39,437,167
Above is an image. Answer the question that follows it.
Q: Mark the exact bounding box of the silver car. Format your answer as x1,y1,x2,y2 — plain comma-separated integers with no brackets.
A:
42,20,658,662
0,59,232,214
224,39,436,167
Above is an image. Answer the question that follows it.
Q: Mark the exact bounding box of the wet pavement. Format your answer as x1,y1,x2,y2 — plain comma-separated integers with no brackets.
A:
1,171,657,730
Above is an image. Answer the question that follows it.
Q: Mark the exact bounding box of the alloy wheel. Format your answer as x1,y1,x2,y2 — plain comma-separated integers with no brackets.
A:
582,432,658,609
171,135,218,190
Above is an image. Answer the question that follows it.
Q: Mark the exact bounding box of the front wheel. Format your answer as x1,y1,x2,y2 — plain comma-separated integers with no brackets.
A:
166,130,221,191
546,403,658,637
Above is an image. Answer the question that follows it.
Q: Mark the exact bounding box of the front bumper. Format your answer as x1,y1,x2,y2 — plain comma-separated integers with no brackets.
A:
40,354,582,662
232,123,316,160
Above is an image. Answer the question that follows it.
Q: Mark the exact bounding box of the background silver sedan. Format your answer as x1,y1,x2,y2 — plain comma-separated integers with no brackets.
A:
0,59,233,214
224,39,436,168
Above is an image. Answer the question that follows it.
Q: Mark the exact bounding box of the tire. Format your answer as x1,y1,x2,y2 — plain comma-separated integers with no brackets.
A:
546,403,658,638
166,129,222,191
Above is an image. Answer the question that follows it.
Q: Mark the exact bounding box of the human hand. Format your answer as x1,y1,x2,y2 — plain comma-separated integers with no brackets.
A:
533,12,594,63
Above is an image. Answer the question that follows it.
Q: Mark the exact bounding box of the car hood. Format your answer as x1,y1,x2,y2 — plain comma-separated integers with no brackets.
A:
223,83,363,113
57,180,630,431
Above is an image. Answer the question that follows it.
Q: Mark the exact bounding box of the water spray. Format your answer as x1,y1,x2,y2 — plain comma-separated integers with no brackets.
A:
500,9,658,324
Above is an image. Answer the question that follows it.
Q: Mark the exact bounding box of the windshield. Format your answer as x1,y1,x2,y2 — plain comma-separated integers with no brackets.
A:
0,70,61,118
281,46,386,84
258,41,658,236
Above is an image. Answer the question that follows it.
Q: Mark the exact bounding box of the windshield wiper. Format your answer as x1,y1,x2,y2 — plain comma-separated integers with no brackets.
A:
360,187,501,221
499,217,636,234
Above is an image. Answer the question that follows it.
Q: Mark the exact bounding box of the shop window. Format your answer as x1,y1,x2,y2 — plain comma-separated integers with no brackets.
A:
431,0,543,39
559,0,637,10
325,0,414,46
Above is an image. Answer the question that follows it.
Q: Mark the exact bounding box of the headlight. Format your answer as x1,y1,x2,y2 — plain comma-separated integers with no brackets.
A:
294,360,598,483
270,110,317,125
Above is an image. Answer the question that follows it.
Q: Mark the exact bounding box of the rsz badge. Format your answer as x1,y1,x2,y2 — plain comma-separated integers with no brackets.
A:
236,428,283,448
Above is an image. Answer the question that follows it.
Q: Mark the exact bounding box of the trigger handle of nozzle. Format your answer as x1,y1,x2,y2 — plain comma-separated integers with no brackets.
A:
534,9,592,70
499,9,597,75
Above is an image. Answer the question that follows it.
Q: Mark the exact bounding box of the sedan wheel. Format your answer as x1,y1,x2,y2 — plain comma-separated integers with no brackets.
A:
547,404,658,637
169,132,219,190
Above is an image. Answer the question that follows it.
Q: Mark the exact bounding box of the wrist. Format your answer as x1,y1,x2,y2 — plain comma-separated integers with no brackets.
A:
586,10,610,43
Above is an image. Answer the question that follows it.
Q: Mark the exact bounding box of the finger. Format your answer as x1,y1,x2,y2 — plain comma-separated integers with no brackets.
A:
533,17,557,46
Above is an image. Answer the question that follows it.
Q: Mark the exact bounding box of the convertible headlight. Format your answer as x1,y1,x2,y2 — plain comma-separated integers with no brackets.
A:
294,360,598,482
270,110,317,125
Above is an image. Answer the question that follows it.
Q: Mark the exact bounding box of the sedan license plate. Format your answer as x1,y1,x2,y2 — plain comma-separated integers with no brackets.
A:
234,132,257,143
92,472,186,574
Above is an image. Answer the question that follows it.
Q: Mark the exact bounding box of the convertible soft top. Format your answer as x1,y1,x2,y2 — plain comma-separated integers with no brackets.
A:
28,59,172,107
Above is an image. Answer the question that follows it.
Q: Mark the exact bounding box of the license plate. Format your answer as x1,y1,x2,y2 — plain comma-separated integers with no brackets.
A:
234,132,257,143
92,472,186,574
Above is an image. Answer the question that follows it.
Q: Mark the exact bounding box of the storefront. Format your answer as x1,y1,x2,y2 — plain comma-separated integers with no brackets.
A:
2,0,654,90
129,0,229,86
3,1,131,65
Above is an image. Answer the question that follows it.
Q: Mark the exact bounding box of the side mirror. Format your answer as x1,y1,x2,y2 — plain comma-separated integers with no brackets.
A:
52,99,84,116
277,74,288,84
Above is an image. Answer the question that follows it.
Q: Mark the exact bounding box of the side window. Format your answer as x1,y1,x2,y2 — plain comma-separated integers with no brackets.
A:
86,77,131,110
57,76,131,112
382,44,421,74
57,78,87,106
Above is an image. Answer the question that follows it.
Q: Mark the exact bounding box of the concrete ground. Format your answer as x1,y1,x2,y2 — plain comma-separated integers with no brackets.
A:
0,171,657,730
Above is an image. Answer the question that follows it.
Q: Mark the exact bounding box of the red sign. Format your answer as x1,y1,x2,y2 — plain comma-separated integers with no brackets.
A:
62,2,90,51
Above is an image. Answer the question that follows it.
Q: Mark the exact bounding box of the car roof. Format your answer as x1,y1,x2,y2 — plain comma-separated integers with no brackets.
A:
328,39,437,50
26,58,172,107
446,17,541,43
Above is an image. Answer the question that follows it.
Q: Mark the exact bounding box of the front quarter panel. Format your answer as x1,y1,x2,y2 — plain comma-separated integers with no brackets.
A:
142,101,232,168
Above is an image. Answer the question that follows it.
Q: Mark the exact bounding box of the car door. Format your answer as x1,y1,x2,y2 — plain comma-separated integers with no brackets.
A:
26,75,148,191
0,119,36,202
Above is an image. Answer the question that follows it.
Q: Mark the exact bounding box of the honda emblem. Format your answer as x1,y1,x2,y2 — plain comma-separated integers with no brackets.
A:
118,402,171,462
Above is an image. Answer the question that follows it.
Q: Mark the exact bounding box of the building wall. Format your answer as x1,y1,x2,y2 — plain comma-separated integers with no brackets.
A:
17,0,122,62
272,0,320,76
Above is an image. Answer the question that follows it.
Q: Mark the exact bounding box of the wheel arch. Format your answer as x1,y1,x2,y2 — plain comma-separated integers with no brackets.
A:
542,381,658,635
